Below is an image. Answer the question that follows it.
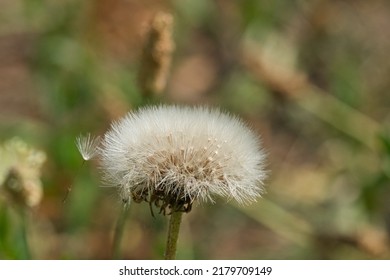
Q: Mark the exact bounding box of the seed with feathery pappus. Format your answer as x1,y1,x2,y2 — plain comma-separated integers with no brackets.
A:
76,133,101,161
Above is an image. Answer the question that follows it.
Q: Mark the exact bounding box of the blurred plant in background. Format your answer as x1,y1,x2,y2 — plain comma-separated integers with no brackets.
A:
0,0,390,259
0,138,46,208
0,138,46,258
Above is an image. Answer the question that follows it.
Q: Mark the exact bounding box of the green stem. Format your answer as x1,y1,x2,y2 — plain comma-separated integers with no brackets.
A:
20,210,31,259
164,211,183,260
112,203,130,259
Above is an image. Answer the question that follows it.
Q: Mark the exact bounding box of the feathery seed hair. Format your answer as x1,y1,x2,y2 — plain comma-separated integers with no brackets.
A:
97,105,266,215
76,133,100,161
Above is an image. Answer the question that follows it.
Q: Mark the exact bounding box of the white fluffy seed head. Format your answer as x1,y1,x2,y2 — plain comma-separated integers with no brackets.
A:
99,105,267,214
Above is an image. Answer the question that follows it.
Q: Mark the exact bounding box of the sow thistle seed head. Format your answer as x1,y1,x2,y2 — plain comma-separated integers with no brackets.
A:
78,105,267,215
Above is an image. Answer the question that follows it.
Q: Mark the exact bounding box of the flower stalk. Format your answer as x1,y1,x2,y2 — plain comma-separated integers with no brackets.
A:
138,12,174,97
112,203,130,259
164,211,183,260
20,210,31,259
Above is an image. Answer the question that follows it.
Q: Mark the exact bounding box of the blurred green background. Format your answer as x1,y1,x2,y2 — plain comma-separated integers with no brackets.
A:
1,0,390,259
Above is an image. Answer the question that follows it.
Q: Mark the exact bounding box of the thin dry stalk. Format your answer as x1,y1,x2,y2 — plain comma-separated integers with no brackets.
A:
138,12,175,97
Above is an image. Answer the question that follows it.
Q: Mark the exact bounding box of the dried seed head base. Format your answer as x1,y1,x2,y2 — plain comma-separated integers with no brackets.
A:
130,183,193,216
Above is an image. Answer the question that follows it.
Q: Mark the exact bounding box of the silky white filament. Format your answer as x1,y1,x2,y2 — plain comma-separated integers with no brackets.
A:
98,105,267,207
76,133,100,161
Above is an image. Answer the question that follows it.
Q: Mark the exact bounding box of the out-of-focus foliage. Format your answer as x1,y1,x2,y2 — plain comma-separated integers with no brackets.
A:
0,0,389,259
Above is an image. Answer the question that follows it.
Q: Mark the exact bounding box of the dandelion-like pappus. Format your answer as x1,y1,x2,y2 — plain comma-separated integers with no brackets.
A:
77,105,267,215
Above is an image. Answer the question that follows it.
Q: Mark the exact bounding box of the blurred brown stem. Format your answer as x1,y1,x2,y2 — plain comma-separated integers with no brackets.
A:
138,12,174,98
